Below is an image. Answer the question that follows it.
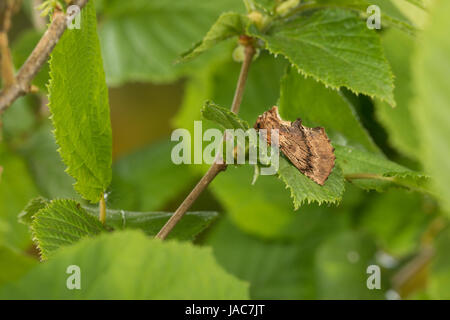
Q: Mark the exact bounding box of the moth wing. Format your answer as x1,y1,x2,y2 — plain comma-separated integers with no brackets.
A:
279,125,313,174
303,127,335,185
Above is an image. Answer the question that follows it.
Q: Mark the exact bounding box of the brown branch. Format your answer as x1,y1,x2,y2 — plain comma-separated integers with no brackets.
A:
155,42,256,240
230,37,255,114
155,162,227,240
0,0,89,114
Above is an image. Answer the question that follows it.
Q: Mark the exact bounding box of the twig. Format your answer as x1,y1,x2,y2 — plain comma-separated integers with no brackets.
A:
155,41,256,240
0,0,89,114
155,162,227,240
230,37,255,114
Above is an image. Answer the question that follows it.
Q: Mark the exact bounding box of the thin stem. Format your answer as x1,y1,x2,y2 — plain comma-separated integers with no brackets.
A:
0,0,90,114
155,41,256,240
344,173,394,182
231,43,255,114
155,162,227,239
99,194,106,224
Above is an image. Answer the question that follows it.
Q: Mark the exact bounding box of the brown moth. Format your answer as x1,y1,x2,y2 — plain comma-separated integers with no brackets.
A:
254,106,335,185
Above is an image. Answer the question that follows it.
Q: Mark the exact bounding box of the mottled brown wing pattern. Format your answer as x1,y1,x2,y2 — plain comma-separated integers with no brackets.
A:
254,106,335,185
302,125,335,185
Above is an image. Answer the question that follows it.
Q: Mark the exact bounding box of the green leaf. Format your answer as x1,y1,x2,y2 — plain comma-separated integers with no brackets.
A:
248,8,395,105
202,101,249,130
207,217,317,299
99,0,245,85
375,29,418,159
18,196,48,226
210,163,351,240
48,0,112,203
312,0,418,34
31,199,106,260
0,245,37,286
279,67,379,153
110,140,197,211
0,230,249,299
366,0,418,34
20,125,79,200
359,189,435,257
23,197,217,246
335,145,430,192
0,147,39,249
278,158,345,208
207,198,380,299
210,159,373,244
411,0,450,214
84,207,218,241
179,12,248,62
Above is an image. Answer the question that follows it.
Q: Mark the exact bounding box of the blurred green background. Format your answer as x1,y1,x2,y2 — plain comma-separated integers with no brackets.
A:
1,0,449,300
